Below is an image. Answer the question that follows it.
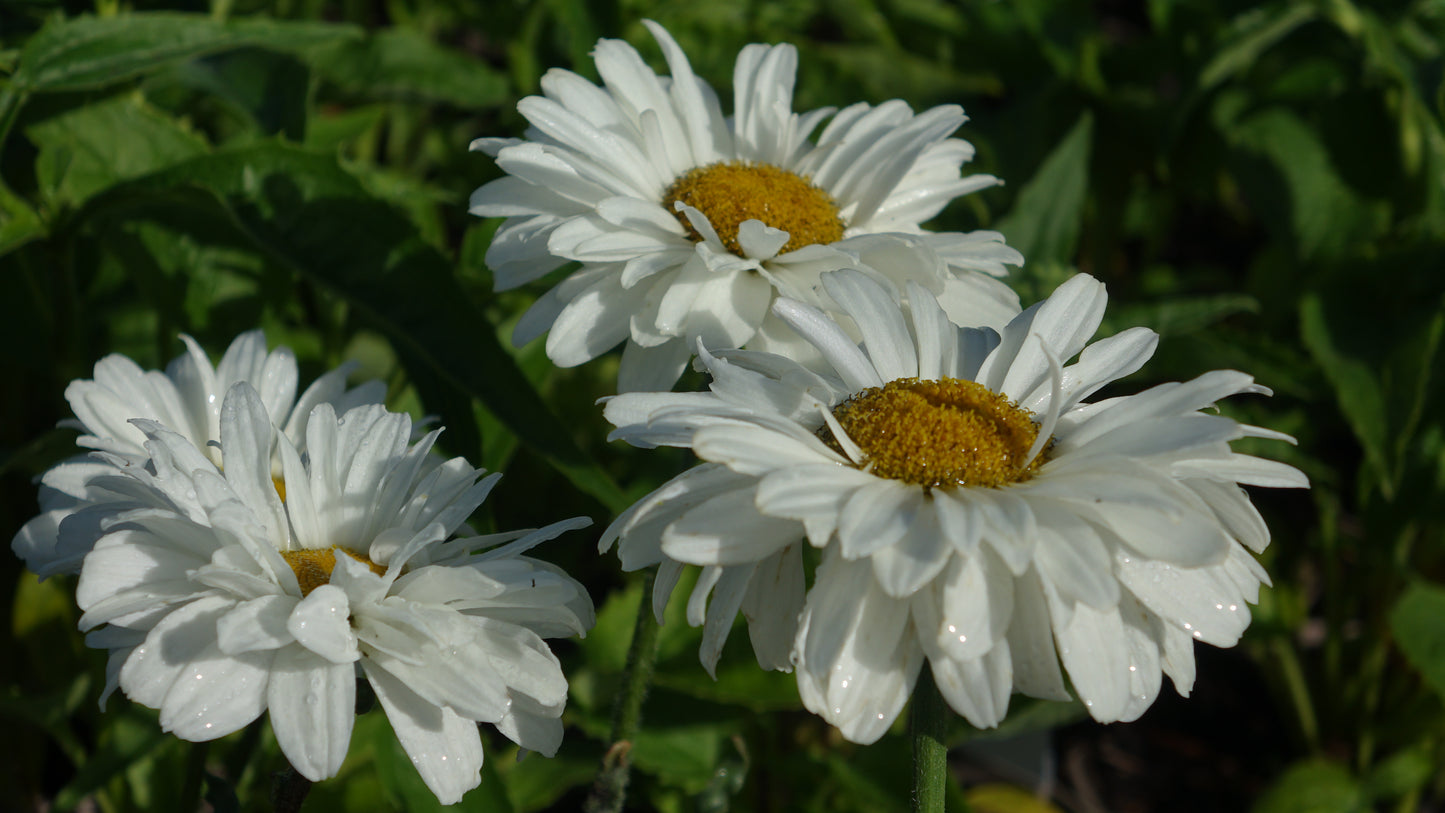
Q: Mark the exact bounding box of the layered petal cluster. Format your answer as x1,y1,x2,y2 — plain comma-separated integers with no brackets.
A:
601,269,1306,742
76,383,595,804
471,21,1022,391
13,331,385,578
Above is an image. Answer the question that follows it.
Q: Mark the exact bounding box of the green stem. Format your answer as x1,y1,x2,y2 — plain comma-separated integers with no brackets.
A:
1272,636,1320,754
272,766,312,813
584,569,662,813
180,741,209,812
0,86,27,201
911,669,951,813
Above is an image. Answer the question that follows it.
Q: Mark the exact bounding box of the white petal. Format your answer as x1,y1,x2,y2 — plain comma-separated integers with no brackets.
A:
662,488,802,566
741,544,806,672
288,585,359,664
118,595,268,739
869,502,950,599
935,550,1013,660
796,554,922,744
495,701,564,757
1006,568,1071,701
1048,596,1132,722
822,270,918,381
1031,509,1119,610
771,298,884,392
364,661,484,806
693,422,837,477
754,463,875,546
268,646,356,781
737,219,791,260
1115,597,1163,722
1115,554,1252,647
217,595,295,654
697,565,754,677
928,639,1013,729
837,479,919,559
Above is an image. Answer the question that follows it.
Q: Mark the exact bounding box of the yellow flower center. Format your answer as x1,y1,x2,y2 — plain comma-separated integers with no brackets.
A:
661,161,845,257
280,548,388,597
273,477,287,503
821,378,1050,489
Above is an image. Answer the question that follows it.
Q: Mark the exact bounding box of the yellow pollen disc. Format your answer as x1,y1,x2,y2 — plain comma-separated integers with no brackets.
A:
821,377,1051,489
272,477,287,503
280,548,387,597
661,161,845,257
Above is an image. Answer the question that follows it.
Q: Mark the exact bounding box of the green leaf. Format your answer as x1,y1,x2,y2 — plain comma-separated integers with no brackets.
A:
170,47,312,140
1221,106,1389,259
1299,292,1393,497
10,12,359,95
53,705,175,809
994,111,1092,267
80,142,629,513
371,714,515,812
497,743,596,812
310,29,510,107
1252,759,1366,813
629,714,725,792
1361,742,1437,803
0,181,44,256
1112,293,1260,336
1389,581,1445,702
26,93,208,209
1200,3,1318,90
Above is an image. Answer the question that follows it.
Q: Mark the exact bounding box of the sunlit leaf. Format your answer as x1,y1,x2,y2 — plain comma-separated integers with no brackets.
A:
26,93,207,209
10,12,358,95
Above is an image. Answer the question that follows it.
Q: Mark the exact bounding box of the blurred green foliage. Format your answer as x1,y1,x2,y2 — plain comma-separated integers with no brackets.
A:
2,0,1444,810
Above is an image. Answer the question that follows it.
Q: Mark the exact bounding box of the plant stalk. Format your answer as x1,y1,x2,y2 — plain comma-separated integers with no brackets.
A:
584,568,662,813
911,668,951,813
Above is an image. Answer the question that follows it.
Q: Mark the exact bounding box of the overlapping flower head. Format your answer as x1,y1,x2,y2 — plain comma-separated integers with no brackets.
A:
12,330,385,578
601,269,1307,742
75,382,595,804
470,20,1023,391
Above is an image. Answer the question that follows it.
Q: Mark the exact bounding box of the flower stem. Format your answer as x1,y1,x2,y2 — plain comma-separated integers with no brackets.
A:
584,568,662,813
272,766,312,813
911,668,952,813
180,741,209,812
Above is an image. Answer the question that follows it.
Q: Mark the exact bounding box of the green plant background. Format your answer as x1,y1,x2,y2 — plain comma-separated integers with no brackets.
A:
1,0,1443,810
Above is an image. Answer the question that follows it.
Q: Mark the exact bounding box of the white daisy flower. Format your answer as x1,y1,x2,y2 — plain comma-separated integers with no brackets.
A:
12,330,385,579
74,383,595,804
600,269,1306,743
470,21,1022,391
